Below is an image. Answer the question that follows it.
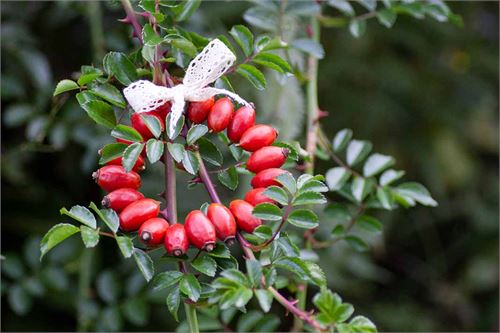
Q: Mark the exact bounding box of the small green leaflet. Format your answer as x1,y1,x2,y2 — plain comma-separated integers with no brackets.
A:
122,142,144,172
236,64,266,90
80,226,100,248
133,248,154,281
99,143,127,165
111,125,143,142
40,224,80,259
218,166,238,190
60,205,96,228
146,139,164,164
187,124,208,145
53,79,79,96
229,25,254,57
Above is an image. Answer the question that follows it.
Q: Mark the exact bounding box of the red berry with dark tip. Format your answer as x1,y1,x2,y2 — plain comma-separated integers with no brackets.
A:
139,217,169,246
227,106,255,142
188,97,215,124
239,125,277,152
164,224,189,256
102,188,144,212
208,97,234,132
229,200,262,233
119,198,160,232
244,188,275,206
185,210,216,251
246,147,288,173
251,168,290,188
131,112,165,140
92,165,141,192
207,203,237,243
106,155,145,172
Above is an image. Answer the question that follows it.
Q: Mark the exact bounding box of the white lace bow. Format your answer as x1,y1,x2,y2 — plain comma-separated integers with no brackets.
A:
123,39,250,134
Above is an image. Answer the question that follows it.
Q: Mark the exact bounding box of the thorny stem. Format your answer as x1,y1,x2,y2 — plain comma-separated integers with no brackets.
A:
247,203,294,252
120,0,143,44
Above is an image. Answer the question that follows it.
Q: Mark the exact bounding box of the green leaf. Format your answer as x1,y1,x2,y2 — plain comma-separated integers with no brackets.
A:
198,137,223,166
332,224,345,237
218,166,238,190
349,20,366,38
191,255,217,277
245,259,262,288
299,179,329,194
80,226,99,248
208,243,231,258
346,140,372,166
152,271,183,291
99,143,128,164
116,236,134,258
276,172,297,195
357,0,376,11
89,202,119,233
254,314,280,332
79,100,116,129
103,52,138,85
180,273,201,302
325,167,351,191
142,23,164,46
376,8,397,28
167,142,185,163
8,284,32,315
122,297,149,326
252,52,291,73
53,79,79,96
111,124,143,142
363,153,395,177
88,82,126,108
256,36,287,52
60,205,96,228
395,182,438,207
253,225,273,240
252,203,282,221
236,310,263,332
221,269,250,286
291,38,325,59
141,114,162,138
293,191,327,206
243,6,278,31
285,1,320,15
236,64,266,90
379,169,405,186
357,215,382,233
287,209,319,229
187,124,208,145
167,286,181,321
337,315,377,333
98,306,123,331
166,113,184,140
327,0,355,16
146,138,164,164
182,150,199,175
255,289,273,312
133,248,154,282
376,187,393,210
170,37,198,58
351,176,373,203
229,25,254,57
305,261,326,286
174,0,201,21
273,257,310,282
333,128,353,152
263,186,289,205
344,235,369,252
122,142,144,172
40,224,80,259
96,271,120,303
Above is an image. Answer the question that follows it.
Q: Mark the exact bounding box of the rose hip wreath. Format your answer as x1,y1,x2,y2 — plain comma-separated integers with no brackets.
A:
93,95,289,255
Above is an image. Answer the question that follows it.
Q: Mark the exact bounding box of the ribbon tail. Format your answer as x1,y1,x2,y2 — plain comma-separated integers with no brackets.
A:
169,93,186,137
187,87,251,107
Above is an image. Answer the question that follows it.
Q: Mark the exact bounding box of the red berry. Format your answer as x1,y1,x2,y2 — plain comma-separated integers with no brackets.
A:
239,125,277,152
251,168,290,188
246,147,288,173
93,165,141,192
117,138,134,145
164,224,189,256
185,210,216,251
153,102,171,120
227,106,255,142
102,188,144,212
229,200,262,233
119,198,160,232
187,97,215,124
131,112,165,140
106,155,145,173
206,203,237,243
208,97,234,132
139,217,169,246
244,188,275,206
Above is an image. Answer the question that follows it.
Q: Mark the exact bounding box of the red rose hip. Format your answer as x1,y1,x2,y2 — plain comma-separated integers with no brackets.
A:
227,106,255,142
229,200,262,233
239,125,277,152
184,210,216,251
251,168,289,188
164,224,189,256
93,165,141,192
206,203,237,243
187,97,215,124
153,102,171,120
131,112,165,140
139,217,169,246
102,188,144,212
244,188,275,206
207,97,234,132
119,198,160,232
106,155,145,172
246,147,288,173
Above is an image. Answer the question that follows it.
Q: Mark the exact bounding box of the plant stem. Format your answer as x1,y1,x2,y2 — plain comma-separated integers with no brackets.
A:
194,151,221,204
184,302,200,333
87,1,105,64
120,0,143,44
77,249,94,332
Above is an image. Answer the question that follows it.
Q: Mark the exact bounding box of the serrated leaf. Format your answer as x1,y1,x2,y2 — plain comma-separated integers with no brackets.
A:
167,286,181,321
152,271,183,291
243,6,278,31
141,114,162,138
252,52,291,73
376,187,393,210
263,186,289,205
287,209,319,229
363,153,395,177
198,137,223,166
346,140,372,166
191,255,217,277
111,124,143,142
293,191,327,206
276,172,297,195
252,203,282,221
116,236,134,258
103,52,138,85
377,8,397,28
229,144,244,161
167,142,185,163
221,269,250,286
344,235,369,252
333,128,353,152
245,259,262,288
273,256,310,282
79,100,116,128
229,25,254,57
218,166,238,190
253,225,273,240
89,203,119,233
182,150,199,175
187,124,208,145
180,273,201,302
78,73,102,86
379,169,405,186
174,0,201,21
255,289,273,312
351,176,370,202
146,139,164,164
99,143,128,164
170,37,197,58
80,226,99,248
325,167,351,191
395,182,438,207
142,23,163,46
60,205,96,228
357,215,382,233
40,224,80,259
291,38,325,59
299,179,329,193
207,243,231,258
349,20,366,38
166,113,184,140
133,248,154,282
327,0,355,16
88,82,126,108
122,142,144,172
236,64,266,90
305,261,326,286
53,79,79,96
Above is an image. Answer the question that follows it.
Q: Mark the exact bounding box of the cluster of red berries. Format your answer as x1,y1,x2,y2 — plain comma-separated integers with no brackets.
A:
92,95,290,256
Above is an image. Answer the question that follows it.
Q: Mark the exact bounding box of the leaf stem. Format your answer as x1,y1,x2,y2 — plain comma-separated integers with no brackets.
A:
184,302,200,333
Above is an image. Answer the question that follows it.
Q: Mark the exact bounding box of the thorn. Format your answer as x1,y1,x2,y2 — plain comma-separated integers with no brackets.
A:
118,17,131,23
317,109,329,120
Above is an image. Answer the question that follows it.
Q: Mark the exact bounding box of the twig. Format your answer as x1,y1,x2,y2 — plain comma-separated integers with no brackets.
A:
120,0,143,44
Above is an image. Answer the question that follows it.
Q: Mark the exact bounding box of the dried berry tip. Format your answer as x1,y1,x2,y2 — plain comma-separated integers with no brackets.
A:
173,249,183,257
101,197,110,208
225,237,235,246
140,231,151,242
204,243,215,252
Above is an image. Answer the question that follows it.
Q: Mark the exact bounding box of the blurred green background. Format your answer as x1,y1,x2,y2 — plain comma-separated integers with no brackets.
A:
1,1,498,332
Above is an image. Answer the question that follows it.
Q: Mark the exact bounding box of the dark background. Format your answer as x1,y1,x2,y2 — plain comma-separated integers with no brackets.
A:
1,1,498,332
